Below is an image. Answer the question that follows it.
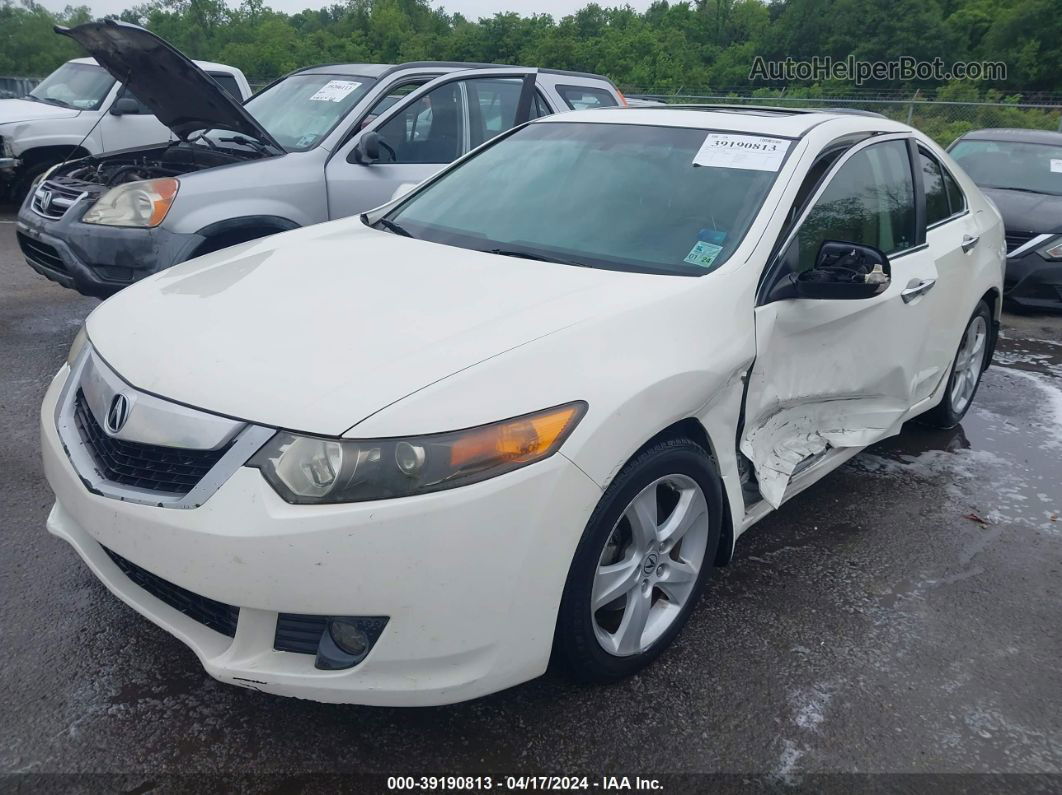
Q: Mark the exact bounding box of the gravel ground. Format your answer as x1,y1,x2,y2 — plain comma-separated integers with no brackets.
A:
1,208,1060,791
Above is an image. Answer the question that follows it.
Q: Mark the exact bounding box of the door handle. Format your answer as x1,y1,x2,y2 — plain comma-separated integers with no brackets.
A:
961,234,980,253
901,277,937,303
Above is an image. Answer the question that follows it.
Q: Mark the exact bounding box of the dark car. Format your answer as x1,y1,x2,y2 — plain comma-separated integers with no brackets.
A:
948,128,1062,312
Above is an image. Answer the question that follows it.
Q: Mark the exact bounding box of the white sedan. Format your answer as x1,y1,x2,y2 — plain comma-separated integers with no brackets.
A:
40,106,1004,706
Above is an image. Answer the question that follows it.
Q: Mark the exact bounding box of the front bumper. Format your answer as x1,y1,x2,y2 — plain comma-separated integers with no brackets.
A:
1004,249,1062,312
16,199,202,298
40,365,602,706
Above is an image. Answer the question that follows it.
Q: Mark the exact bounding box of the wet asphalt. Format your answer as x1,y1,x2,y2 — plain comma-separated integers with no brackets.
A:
1,207,1060,790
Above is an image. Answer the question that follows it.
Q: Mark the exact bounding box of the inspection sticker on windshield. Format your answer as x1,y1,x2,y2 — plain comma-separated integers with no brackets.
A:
1051,159,1062,173
693,133,790,171
684,240,723,268
309,80,362,102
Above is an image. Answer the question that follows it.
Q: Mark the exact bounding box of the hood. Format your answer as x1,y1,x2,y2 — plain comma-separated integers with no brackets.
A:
57,20,280,148
982,187,1062,234
0,97,80,126
86,222,678,435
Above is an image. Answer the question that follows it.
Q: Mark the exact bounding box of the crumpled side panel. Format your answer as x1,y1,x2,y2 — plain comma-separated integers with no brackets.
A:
740,397,907,508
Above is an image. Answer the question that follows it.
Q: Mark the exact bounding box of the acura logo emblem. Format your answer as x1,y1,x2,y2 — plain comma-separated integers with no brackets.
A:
106,394,131,433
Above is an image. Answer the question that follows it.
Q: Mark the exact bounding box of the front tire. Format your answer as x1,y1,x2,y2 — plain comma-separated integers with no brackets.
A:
554,437,722,682
923,300,992,429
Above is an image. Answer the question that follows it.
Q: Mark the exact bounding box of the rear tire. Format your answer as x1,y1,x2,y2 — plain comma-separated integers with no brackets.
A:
553,437,722,683
923,300,992,429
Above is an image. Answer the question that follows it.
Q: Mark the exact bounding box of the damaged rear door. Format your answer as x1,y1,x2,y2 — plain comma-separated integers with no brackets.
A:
742,136,939,507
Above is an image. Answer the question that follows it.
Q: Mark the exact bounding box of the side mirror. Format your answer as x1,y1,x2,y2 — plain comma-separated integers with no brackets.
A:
794,241,891,300
110,97,139,116
355,131,382,163
350,131,396,165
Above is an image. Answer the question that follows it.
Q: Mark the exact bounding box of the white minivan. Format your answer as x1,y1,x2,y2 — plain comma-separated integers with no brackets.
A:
0,55,250,200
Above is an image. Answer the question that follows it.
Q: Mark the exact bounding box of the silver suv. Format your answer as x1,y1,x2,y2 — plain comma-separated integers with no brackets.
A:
16,20,623,297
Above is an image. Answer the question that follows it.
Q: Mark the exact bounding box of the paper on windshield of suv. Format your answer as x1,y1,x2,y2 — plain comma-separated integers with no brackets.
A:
693,133,790,171
309,80,363,102
1051,159,1062,173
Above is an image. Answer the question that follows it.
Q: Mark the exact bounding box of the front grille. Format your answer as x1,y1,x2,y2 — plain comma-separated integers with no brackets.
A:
1005,231,1036,254
274,613,329,654
103,545,240,637
17,232,66,274
73,389,229,495
31,178,88,219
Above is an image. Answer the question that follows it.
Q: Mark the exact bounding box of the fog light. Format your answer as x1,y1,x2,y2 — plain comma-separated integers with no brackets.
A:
314,616,389,670
330,618,370,657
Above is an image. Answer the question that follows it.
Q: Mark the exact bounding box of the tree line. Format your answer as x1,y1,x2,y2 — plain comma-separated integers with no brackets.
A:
1,0,1059,98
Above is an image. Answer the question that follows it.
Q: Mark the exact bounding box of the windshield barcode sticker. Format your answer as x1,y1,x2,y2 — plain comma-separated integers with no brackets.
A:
309,80,362,102
693,133,790,171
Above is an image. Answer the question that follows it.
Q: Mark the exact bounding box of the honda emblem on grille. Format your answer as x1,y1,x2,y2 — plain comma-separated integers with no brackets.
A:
106,394,131,433
37,188,53,212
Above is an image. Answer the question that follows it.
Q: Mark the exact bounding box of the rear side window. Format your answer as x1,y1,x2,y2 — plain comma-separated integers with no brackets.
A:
943,168,966,215
919,148,951,226
557,85,618,111
207,72,243,100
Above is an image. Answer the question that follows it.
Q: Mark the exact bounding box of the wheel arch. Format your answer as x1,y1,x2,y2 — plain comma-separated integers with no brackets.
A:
978,286,1001,368
190,215,300,258
620,417,736,567
18,144,91,168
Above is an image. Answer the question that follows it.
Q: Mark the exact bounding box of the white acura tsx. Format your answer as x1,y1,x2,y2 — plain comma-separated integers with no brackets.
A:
41,105,1004,706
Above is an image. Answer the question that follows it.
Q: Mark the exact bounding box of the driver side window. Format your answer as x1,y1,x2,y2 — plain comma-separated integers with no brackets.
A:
375,81,465,165
790,140,916,272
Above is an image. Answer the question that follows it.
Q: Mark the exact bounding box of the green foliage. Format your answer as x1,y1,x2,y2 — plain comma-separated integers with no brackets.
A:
2,0,1060,145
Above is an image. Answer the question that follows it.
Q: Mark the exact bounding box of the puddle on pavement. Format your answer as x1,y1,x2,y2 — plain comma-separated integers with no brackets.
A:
846,343,1062,535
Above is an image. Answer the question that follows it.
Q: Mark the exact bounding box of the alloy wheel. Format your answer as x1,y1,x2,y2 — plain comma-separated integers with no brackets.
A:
949,314,988,415
591,474,710,657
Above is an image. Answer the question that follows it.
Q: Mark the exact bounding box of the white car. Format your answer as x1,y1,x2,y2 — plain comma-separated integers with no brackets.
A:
40,105,1004,706
0,53,250,201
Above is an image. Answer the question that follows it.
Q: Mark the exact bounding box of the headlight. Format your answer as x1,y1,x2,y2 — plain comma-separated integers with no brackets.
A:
66,324,88,366
82,178,179,227
248,402,587,504
1037,236,1062,261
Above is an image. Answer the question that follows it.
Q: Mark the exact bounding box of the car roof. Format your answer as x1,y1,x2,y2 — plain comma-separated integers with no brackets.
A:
539,105,910,138
956,127,1062,145
69,56,237,73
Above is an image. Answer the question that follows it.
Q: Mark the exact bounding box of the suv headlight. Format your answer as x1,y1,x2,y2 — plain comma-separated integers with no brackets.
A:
82,178,179,227
248,402,587,504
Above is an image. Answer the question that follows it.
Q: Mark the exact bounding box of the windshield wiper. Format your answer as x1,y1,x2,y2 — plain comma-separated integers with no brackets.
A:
26,95,71,108
373,218,413,237
486,248,589,267
217,134,275,155
982,184,1060,196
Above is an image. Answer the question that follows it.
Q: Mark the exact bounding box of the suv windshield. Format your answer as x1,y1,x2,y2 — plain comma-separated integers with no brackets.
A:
242,73,376,151
29,62,115,110
382,122,783,276
950,139,1062,196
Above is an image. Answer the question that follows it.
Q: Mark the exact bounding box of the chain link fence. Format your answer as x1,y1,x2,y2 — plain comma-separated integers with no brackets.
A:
6,74,1062,147
624,92,1062,146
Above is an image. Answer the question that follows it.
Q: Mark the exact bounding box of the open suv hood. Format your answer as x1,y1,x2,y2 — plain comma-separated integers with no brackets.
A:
57,20,281,148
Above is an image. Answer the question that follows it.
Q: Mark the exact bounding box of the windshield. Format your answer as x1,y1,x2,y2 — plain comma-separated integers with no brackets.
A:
29,62,115,110
950,138,1062,196
242,74,376,151
383,122,783,276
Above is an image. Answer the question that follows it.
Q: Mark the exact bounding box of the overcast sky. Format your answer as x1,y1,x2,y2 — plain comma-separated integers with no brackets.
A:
37,0,655,20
